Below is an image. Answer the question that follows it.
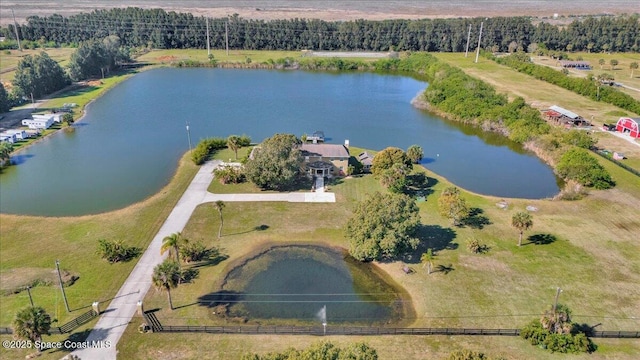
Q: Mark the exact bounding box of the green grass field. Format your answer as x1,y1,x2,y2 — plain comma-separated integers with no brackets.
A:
531,52,640,101
0,48,75,84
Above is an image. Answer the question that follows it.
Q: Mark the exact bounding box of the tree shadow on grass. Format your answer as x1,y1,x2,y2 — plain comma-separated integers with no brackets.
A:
527,233,557,245
226,224,269,236
197,290,244,308
47,327,110,354
404,173,438,198
402,225,457,264
461,208,492,229
189,249,229,269
434,264,455,274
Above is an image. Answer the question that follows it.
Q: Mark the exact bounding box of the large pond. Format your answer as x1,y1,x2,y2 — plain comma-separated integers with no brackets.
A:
200,245,411,325
0,68,560,216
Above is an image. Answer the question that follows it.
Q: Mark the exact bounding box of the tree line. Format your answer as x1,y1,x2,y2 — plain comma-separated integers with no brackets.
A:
1,8,638,53
493,52,640,115
5,36,131,107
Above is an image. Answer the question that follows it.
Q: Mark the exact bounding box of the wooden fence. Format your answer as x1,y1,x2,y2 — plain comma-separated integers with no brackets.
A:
0,309,97,336
144,322,640,339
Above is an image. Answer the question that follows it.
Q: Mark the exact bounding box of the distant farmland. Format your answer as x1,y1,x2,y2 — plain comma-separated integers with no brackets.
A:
1,0,636,25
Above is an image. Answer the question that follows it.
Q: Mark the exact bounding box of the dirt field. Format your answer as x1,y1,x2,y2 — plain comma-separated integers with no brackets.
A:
1,0,636,25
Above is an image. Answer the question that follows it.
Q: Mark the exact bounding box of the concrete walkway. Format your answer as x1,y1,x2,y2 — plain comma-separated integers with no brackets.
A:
72,160,220,360
71,160,334,359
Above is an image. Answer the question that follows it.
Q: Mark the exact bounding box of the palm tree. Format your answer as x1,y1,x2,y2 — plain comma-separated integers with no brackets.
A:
227,135,241,160
161,232,182,265
630,62,639,79
420,248,435,275
214,200,225,239
13,306,51,352
152,260,181,310
512,212,533,247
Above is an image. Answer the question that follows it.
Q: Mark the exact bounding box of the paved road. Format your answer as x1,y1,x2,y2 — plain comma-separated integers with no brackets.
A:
71,160,220,360
70,160,334,359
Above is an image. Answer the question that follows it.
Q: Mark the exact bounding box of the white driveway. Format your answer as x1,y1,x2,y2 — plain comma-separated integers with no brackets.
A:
70,160,334,359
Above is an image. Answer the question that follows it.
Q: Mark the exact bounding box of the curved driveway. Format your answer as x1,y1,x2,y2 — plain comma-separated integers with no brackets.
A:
71,160,334,359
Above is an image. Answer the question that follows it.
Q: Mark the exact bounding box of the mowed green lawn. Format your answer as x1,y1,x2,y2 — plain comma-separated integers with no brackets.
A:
1,50,639,359
0,154,200,360
119,158,639,359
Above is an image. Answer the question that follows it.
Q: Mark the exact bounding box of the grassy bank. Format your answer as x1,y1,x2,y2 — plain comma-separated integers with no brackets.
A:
0,153,199,359
118,157,640,359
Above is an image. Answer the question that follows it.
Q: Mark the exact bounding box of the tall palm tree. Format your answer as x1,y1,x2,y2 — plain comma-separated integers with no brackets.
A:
227,135,241,160
512,212,533,247
161,232,182,265
152,260,181,310
214,200,225,239
13,306,51,352
420,248,435,275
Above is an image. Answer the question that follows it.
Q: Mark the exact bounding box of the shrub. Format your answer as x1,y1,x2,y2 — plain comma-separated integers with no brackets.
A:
96,239,141,263
556,148,614,189
191,137,227,165
521,320,596,353
179,242,210,263
466,238,488,254
213,165,245,184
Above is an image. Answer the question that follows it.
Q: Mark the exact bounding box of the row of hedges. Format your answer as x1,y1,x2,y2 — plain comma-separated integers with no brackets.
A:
493,52,640,115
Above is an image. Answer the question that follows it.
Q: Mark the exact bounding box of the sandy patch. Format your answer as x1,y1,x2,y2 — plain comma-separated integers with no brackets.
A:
458,254,510,273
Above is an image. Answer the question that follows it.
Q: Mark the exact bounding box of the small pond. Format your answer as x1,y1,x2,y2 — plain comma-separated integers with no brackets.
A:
200,245,412,325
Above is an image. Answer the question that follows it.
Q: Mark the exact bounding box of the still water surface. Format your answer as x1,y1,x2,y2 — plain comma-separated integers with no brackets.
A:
0,68,560,216
214,245,408,324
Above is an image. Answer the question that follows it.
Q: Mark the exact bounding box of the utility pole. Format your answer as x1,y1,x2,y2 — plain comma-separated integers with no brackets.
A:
11,9,22,51
225,21,229,56
55,260,70,312
26,286,34,307
464,24,472,58
552,287,563,314
206,17,211,56
475,21,484,64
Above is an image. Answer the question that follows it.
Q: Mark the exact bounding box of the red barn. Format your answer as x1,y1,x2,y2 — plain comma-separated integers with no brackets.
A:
616,117,640,138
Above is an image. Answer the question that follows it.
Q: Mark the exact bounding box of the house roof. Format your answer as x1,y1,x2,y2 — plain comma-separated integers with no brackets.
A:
358,152,373,166
300,144,349,158
549,105,581,120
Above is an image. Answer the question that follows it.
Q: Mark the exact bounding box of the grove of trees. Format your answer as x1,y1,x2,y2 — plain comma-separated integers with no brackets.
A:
3,9,638,53
12,51,70,98
344,192,420,261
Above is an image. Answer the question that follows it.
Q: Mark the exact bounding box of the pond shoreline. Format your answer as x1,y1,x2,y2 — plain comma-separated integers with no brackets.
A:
1,60,560,217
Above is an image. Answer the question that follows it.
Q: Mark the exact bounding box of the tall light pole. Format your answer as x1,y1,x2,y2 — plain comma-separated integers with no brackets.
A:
185,121,192,153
